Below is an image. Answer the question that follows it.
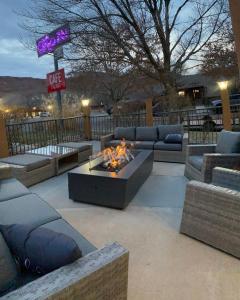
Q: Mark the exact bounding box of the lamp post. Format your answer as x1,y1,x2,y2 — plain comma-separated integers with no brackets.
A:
217,80,232,131
229,0,240,75
82,99,92,140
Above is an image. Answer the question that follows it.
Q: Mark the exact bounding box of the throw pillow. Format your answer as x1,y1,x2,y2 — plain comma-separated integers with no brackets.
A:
0,224,82,275
164,134,183,144
0,233,18,296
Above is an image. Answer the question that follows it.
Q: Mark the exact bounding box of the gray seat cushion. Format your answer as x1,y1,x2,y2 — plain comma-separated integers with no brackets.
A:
114,127,135,140
154,141,182,151
216,130,240,153
0,154,50,172
136,127,158,141
0,193,60,227
106,140,135,148
57,142,92,152
134,141,155,150
188,155,204,171
40,219,96,256
0,178,30,202
0,233,18,296
157,125,184,141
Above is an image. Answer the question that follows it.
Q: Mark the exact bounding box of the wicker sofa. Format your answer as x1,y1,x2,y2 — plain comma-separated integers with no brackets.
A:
0,154,56,187
180,167,240,258
0,165,129,300
185,130,240,183
101,125,188,163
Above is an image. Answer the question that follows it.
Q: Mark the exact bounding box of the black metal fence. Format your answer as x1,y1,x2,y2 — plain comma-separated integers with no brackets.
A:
6,105,240,155
6,117,84,155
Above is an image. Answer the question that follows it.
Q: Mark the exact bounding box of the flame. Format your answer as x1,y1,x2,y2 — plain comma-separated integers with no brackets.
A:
102,139,133,171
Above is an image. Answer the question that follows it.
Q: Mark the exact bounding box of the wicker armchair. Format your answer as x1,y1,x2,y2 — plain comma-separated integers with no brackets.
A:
185,130,240,183
180,167,240,258
1,243,129,300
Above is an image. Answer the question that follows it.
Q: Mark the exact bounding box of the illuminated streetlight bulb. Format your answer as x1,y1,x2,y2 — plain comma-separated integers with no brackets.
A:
82,99,90,107
217,80,229,91
47,105,53,110
33,106,37,111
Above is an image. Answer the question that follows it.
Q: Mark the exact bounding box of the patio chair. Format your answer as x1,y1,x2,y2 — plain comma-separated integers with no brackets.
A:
184,130,240,183
180,167,240,258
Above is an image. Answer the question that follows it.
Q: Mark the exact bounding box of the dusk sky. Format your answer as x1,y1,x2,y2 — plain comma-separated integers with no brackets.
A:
0,0,53,78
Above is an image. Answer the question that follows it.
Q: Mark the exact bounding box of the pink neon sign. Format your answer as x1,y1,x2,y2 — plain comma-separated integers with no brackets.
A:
36,25,70,57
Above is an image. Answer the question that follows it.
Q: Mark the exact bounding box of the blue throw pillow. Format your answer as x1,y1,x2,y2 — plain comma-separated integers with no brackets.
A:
164,134,183,144
0,224,82,275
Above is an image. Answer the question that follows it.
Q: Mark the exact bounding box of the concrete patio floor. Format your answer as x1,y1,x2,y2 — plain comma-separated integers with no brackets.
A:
30,145,240,300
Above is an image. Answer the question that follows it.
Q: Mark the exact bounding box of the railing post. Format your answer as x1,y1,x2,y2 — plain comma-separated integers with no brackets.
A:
145,98,153,127
55,119,60,144
0,115,9,158
83,106,92,140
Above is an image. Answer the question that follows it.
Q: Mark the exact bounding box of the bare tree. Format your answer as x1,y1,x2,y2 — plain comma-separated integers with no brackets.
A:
201,18,238,83
20,0,228,96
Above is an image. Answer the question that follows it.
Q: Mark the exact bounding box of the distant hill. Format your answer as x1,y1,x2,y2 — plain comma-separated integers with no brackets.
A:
0,76,47,107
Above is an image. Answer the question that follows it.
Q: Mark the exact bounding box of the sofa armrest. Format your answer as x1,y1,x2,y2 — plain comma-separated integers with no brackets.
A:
100,134,114,150
212,167,240,191
2,242,129,300
186,144,216,157
201,153,240,183
0,163,12,180
182,133,188,150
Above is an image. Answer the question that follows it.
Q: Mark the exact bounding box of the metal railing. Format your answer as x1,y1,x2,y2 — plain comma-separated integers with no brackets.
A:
6,117,84,155
5,105,240,155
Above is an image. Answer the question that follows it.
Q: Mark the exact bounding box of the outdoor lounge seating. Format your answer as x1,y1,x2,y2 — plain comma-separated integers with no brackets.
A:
0,164,129,300
184,130,240,183
0,154,55,187
101,125,188,163
57,142,93,164
180,167,240,258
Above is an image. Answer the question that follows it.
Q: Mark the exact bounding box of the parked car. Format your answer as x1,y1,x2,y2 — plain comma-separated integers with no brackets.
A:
211,94,240,113
39,111,51,117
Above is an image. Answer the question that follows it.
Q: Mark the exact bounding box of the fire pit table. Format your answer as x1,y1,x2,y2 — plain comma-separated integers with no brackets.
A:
68,150,153,209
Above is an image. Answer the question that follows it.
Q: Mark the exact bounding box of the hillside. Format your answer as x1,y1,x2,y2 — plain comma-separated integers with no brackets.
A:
0,76,47,107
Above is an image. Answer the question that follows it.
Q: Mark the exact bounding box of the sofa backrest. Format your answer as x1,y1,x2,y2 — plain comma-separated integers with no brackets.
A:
216,130,240,153
136,127,158,141
157,125,183,141
114,127,136,141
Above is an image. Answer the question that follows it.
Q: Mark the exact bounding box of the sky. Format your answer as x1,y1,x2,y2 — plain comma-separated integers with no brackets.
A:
0,0,53,79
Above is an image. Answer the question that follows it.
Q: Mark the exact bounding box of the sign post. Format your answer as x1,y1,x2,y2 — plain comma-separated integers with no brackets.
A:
36,24,70,118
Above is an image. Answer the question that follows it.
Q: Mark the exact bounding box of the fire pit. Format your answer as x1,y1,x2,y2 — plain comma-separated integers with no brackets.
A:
68,143,153,209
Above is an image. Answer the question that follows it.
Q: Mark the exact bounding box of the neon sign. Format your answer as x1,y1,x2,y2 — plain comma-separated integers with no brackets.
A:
36,24,70,57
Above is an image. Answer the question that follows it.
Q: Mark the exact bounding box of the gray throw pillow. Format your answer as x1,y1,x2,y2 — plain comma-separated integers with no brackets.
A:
0,224,82,275
0,233,18,296
164,134,183,144
216,130,240,153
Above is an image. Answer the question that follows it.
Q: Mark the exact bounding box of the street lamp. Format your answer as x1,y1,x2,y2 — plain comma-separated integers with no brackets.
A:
81,99,91,140
47,105,53,111
217,80,229,91
217,79,232,131
81,99,90,107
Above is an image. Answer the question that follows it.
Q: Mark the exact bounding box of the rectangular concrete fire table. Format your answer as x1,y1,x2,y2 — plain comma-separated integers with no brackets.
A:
68,150,153,209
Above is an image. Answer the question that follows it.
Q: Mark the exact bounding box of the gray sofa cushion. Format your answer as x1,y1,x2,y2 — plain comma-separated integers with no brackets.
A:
0,194,60,227
164,134,182,144
188,155,204,171
0,233,18,296
216,130,240,153
158,125,183,141
154,141,182,151
106,140,135,148
134,141,155,150
40,219,96,256
57,142,92,152
0,178,30,202
114,127,135,141
0,154,50,172
136,127,158,141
